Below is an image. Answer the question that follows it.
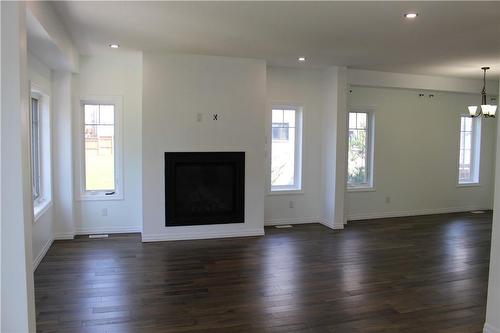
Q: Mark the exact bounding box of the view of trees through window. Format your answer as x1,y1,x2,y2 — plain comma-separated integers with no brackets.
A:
84,104,115,191
348,112,369,186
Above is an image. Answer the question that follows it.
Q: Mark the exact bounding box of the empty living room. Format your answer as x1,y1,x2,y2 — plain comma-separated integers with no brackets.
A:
2,1,500,332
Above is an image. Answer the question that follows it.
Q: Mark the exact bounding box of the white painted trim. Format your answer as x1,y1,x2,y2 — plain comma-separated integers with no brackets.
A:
142,228,265,242
265,217,322,226
33,237,53,271
53,232,75,240
76,226,141,235
484,323,500,333
347,206,487,221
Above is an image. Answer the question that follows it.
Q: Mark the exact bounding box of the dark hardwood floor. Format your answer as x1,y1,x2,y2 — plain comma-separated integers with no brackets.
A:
35,212,492,333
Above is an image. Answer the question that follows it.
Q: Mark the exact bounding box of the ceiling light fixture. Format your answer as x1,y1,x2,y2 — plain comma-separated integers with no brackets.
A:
109,43,120,49
404,13,418,19
468,67,497,118
298,57,306,62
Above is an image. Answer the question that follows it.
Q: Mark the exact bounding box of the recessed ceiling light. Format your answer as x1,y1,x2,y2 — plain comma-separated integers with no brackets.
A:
404,13,418,19
109,43,120,49
298,57,306,62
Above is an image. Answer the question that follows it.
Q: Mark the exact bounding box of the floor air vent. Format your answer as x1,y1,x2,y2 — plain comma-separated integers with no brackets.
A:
89,234,109,239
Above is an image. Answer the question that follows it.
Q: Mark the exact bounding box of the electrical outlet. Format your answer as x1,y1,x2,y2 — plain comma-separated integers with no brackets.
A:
289,200,294,208
101,208,108,216
385,196,391,204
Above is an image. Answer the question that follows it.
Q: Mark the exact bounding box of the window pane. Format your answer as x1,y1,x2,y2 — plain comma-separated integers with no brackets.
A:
349,113,357,129
272,128,295,186
31,98,40,200
84,104,99,124
272,109,283,123
283,110,296,128
356,113,367,129
84,104,115,191
348,127,367,185
99,105,115,124
458,115,479,183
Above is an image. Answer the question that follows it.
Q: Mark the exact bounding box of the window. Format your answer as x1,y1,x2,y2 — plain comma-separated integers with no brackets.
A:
347,110,374,189
458,115,481,184
31,97,41,200
270,107,302,191
78,97,122,200
30,85,52,219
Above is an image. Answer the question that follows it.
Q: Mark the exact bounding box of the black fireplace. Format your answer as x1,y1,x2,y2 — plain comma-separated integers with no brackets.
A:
164,152,245,227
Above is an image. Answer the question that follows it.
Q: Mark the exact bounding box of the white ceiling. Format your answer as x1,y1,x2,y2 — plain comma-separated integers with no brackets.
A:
53,1,500,79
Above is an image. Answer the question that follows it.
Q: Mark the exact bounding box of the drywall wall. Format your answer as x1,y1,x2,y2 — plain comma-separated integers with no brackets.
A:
28,52,55,269
142,53,266,241
73,54,142,234
346,86,496,220
322,66,348,228
1,2,37,331
265,66,324,225
348,69,499,95
484,81,500,333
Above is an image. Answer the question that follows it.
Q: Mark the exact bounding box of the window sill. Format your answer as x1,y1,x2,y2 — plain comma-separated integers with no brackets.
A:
34,200,53,222
457,183,480,188
268,189,304,196
347,187,376,193
77,192,124,201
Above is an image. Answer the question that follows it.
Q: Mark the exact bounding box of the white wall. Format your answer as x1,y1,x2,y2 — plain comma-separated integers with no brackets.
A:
28,52,55,269
1,2,37,331
484,81,500,333
73,54,142,234
346,86,496,220
142,53,266,241
322,66,348,229
265,66,324,225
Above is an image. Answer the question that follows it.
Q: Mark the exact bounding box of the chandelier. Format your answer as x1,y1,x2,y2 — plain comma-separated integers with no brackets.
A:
468,67,497,118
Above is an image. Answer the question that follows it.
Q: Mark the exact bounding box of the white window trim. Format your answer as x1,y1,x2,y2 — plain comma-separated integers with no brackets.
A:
268,104,303,194
457,114,481,186
76,96,124,201
30,81,53,221
347,106,375,191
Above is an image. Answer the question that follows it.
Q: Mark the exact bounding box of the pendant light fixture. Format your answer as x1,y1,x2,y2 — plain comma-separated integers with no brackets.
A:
468,67,497,118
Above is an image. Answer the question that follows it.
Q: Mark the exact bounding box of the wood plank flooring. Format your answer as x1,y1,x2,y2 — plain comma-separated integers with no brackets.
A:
35,212,492,332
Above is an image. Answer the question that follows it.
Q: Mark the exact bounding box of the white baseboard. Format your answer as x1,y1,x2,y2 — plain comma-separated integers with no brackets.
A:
484,323,500,333
76,226,142,235
33,237,54,271
142,228,264,242
53,232,75,240
347,206,487,221
265,217,323,226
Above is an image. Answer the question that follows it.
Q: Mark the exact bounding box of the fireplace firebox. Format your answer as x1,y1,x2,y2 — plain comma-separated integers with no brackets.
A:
164,152,245,227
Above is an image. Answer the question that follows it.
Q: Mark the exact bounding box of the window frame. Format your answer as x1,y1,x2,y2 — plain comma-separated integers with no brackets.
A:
347,107,375,191
76,96,124,201
457,114,481,186
30,82,53,221
269,105,303,194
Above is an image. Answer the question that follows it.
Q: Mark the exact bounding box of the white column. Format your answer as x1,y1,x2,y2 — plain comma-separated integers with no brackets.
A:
322,66,348,229
1,1,37,332
52,71,76,239
484,81,500,333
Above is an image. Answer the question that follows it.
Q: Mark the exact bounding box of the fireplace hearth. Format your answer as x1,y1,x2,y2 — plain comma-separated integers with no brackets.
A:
164,152,245,227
